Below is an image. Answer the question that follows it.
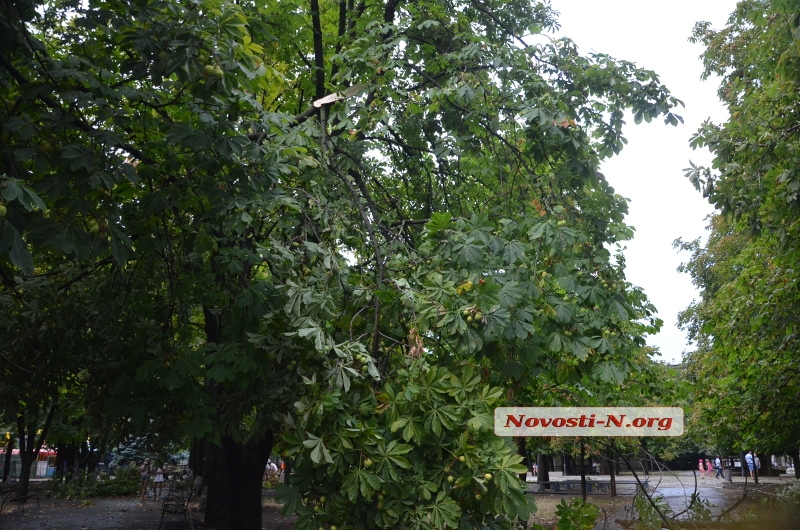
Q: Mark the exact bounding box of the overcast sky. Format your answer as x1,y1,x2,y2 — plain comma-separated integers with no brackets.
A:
550,1,739,363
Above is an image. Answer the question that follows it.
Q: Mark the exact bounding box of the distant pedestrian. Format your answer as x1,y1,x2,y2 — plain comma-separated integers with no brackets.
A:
139,458,152,500
745,450,755,479
754,452,761,483
698,458,705,479
705,459,714,478
152,464,165,500
715,456,724,479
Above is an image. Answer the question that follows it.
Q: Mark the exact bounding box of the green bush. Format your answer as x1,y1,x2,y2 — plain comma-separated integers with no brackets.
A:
553,499,600,530
277,359,535,530
96,465,140,496
631,492,672,530
49,464,139,499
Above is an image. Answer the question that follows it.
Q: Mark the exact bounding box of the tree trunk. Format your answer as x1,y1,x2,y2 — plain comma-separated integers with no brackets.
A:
2,436,13,482
795,448,800,479
640,439,650,476
57,443,78,482
15,402,56,497
283,458,292,485
537,453,550,489
87,429,109,474
580,441,586,501
189,438,205,476
16,423,35,496
608,447,617,497
203,432,273,530
516,438,529,481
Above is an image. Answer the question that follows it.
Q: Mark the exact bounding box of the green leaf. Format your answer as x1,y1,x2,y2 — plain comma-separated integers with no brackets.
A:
5,222,33,275
594,361,625,384
502,240,527,265
426,212,454,234
275,483,302,516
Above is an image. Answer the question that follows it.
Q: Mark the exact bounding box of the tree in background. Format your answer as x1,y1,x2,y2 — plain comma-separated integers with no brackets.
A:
1,0,682,527
680,0,800,466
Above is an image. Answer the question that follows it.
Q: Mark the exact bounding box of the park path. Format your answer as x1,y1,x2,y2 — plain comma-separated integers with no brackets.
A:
1,472,793,529
528,470,795,528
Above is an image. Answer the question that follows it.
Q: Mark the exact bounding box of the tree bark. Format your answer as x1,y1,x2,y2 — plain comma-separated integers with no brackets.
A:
608,447,617,497
516,438,529,481
15,402,56,497
536,453,550,489
796,448,800,479
2,436,13,482
580,441,586,501
203,432,273,530
56,443,78,482
283,458,292,485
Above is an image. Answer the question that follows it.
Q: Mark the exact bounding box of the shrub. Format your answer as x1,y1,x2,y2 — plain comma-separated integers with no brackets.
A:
49,464,139,499
277,359,535,530
553,499,600,530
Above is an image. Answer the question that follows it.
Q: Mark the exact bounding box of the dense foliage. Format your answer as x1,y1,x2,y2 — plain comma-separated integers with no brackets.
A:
1,0,683,527
679,0,800,459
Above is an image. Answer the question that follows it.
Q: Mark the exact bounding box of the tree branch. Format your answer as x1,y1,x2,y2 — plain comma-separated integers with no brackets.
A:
330,165,384,358
0,52,155,165
310,0,326,100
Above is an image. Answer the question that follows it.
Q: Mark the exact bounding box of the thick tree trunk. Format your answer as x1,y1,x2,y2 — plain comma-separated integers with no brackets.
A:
16,422,36,496
15,402,56,496
203,432,273,530
536,453,550,489
795,448,800,479
189,438,205,476
56,443,78,482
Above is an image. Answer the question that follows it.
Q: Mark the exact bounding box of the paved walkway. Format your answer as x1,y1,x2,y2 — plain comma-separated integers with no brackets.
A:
530,470,797,528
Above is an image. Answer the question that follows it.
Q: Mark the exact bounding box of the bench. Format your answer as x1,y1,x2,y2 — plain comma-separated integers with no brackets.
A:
159,475,202,530
529,478,649,494
590,480,649,493
0,481,41,514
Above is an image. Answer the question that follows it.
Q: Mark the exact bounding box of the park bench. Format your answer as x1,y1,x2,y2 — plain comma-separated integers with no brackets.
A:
589,479,649,493
529,478,649,494
159,475,203,530
0,481,41,514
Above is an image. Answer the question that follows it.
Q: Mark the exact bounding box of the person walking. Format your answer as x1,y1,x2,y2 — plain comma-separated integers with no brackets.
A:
705,458,714,478
698,458,705,479
754,452,761,483
745,450,755,479
139,458,152,501
152,463,165,500
715,456,724,479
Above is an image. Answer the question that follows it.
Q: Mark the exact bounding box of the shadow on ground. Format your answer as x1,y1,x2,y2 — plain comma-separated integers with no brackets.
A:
0,497,296,530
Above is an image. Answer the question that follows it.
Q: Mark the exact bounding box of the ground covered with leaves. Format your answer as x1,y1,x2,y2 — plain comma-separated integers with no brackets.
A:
0,496,297,530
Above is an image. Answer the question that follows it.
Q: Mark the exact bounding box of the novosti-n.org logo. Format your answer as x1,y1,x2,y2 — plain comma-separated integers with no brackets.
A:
494,407,684,437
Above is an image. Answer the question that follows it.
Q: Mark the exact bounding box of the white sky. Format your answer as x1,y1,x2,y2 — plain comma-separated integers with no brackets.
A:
551,1,738,363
